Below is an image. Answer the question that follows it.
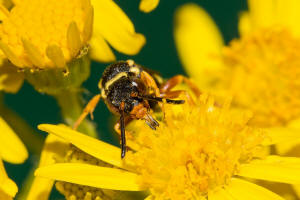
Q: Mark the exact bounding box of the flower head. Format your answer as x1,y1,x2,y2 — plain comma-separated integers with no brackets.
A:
0,0,147,69
34,92,300,200
219,28,300,127
0,0,93,68
125,94,265,199
174,1,300,128
174,2,300,197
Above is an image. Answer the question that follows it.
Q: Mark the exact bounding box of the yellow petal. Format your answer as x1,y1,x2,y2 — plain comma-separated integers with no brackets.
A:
293,184,300,199
225,178,284,200
262,127,300,146
208,188,234,200
247,0,275,29
35,163,143,191
139,0,159,13
22,38,45,67
238,156,300,184
38,124,122,167
174,3,224,86
0,159,18,198
275,0,300,37
46,45,66,68
89,33,116,62
275,139,300,155
0,41,23,67
0,61,24,93
27,135,68,200
0,4,9,21
238,11,252,36
82,4,94,43
0,117,28,164
67,22,82,58
92,0,146,55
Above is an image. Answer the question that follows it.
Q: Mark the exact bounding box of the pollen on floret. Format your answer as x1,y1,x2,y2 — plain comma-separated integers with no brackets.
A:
125,94,266,200
0,0,93,69
56,145,119,200
217,28,300,127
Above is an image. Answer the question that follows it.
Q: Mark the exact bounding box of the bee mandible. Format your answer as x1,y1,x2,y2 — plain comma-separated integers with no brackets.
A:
73,60,200,158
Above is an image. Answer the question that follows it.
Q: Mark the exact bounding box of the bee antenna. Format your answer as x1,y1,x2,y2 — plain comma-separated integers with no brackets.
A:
138,95,185,104
119,109,126,158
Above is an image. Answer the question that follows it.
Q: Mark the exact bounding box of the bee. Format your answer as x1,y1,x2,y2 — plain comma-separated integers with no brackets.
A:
74,60,200,158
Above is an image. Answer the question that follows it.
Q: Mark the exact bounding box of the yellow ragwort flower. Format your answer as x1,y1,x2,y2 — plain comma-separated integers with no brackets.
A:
174,1,300,128
0,0,146,69
33,93,300,200
174,1,300,197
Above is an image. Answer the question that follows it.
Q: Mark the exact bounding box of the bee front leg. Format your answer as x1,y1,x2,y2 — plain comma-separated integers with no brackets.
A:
73,94,101,130
160,75,201,97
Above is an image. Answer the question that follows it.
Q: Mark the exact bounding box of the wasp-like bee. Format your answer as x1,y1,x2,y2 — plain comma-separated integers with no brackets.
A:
74,60,200,158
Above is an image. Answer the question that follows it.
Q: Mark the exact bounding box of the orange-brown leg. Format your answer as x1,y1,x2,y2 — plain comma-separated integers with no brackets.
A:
140,71,160,97
160,75,201,97
73,94,101,130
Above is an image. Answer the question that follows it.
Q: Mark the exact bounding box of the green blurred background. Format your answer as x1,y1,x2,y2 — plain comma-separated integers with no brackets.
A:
3,0,247,199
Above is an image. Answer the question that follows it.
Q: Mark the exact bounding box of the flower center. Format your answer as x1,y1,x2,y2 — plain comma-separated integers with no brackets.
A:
219,28,300,127
0,0,92,68
125,94,265,199
56,145,117,200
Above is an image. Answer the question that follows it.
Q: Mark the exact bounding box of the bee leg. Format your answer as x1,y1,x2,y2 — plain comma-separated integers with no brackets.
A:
160,75,201,97
114,114,134,158
140,71,160,97
144,113,159,130
73,94,101,130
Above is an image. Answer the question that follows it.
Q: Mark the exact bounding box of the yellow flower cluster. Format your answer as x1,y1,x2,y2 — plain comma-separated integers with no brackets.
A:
3,0,300,199
32,92,300,200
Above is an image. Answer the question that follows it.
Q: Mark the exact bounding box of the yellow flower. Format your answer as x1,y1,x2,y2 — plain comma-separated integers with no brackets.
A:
174,1,300,128
0,0,145,68
0,157,18,200
34,94,300,200
174,1,300,197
